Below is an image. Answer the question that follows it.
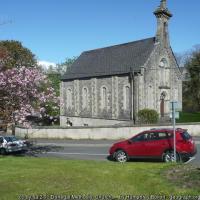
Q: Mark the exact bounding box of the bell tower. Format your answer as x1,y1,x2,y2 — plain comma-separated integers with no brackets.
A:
154,0,172,48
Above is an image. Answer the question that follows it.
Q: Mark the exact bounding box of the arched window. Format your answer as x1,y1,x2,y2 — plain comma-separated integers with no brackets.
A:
124,86,130,110
159,59,165,85
159,58,169,86
82,87,88,109
148,85,153,108
66,88,72,108
102,87,107,109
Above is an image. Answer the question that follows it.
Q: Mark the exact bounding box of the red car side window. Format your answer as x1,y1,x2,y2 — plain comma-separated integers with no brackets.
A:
147,132,168,140
132,133,148,142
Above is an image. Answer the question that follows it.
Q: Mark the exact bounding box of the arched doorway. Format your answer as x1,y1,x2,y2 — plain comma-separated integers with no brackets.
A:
160,92,166,117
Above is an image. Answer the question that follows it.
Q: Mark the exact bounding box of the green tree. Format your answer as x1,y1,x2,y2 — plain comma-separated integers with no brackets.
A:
184,48,200,111
46,57,77,96
56,57,77,75
47,72,61,96
43,58,76,118
0,40,37,70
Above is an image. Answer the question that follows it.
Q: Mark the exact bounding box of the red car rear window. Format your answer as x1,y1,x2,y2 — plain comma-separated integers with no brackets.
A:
180,131,192,140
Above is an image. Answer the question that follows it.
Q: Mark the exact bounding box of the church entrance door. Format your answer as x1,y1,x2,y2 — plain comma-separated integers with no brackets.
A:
160,99,164,117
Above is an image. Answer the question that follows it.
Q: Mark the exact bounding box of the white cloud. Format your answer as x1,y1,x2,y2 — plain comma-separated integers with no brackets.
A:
38,60,56,69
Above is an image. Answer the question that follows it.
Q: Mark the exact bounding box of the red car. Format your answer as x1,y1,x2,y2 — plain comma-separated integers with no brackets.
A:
109,128,197,163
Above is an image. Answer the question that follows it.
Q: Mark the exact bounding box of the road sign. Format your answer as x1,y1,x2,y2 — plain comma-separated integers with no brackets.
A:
169,102,182,112
169,112,179,119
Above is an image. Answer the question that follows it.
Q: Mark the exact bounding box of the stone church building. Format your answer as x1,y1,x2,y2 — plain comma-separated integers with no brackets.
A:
60,0,182,126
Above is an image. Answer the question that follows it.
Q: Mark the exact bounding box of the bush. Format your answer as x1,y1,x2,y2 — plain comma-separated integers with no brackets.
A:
138,109,159,124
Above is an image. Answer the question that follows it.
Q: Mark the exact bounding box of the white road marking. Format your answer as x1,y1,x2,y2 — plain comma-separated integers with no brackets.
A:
46,152,108,156
184,157,196,164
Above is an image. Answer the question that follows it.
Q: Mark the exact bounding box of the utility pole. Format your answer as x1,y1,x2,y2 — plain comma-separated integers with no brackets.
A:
171,101,177,162
170,101,180,162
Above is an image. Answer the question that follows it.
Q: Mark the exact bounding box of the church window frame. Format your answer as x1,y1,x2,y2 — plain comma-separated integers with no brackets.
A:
101,86,108,110
159,58,169,86
66,88,73,108
124,85,130,110
82,87,89,109
148,85,154,109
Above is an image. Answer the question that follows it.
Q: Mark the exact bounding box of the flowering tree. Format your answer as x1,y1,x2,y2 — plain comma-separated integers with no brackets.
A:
0,66,59,127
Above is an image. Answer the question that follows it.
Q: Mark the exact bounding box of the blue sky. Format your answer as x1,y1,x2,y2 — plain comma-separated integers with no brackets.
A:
0,0,199,65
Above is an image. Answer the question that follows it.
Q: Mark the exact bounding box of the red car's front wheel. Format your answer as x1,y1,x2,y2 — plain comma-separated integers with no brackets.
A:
115,150,128,163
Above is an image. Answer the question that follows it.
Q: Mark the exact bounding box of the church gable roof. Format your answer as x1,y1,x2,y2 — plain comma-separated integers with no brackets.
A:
62,37,156,80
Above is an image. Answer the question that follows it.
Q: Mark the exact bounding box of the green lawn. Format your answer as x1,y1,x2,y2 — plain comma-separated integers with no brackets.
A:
177,112,200,123
0,157,199,200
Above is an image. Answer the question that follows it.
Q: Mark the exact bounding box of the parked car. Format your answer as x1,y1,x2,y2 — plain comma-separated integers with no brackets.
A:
0,135,28,155
109,128,197,163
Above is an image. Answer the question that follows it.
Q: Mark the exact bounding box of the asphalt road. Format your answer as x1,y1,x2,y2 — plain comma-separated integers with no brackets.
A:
28,137,200,165
31,139,113,161
190,137,200,165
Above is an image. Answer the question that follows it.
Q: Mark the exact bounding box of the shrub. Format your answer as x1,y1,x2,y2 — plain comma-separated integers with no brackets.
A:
138,109,159,124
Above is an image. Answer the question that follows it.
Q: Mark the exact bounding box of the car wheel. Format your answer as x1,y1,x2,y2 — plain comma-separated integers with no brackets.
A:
115,150,128,163
163,151,180,163
0,148,6,155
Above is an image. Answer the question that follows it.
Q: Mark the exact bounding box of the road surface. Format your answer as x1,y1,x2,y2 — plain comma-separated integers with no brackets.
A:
26,137,200,165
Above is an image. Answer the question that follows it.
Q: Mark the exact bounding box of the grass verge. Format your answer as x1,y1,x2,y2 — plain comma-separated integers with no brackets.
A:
0,157,199,200
165,165,200,189
177,112,200,123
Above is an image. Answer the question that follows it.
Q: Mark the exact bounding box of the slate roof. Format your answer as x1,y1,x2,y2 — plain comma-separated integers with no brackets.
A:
62,37,156,80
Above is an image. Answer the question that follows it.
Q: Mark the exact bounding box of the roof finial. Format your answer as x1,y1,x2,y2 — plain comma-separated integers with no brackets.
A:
154,0,172,17
160,0,167,9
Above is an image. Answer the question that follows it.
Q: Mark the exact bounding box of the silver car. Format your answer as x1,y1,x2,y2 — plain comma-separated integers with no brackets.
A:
0,135,27,155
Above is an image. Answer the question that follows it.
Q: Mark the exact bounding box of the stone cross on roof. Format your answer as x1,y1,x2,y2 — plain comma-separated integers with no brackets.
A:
154,0,172,18
154,0,172,46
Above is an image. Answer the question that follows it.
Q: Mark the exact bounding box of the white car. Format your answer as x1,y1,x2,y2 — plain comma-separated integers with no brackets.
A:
0,135,28,155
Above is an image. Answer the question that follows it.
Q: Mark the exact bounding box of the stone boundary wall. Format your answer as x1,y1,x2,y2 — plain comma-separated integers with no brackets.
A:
15,123,200,140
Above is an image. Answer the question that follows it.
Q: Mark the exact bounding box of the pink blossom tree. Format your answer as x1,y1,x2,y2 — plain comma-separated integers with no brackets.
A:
0,66,59,127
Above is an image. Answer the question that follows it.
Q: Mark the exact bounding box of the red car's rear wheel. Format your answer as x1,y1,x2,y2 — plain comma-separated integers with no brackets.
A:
163,150,180,162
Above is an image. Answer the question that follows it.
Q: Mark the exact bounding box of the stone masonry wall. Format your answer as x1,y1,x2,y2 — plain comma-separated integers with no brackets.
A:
61,75,131,126
136,44,182,117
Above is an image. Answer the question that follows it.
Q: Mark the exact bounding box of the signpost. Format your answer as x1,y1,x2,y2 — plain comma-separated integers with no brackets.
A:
170,101,181,162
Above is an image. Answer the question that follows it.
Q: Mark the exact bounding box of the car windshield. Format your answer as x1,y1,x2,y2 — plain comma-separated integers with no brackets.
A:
181,131,192,141
4,136,18,142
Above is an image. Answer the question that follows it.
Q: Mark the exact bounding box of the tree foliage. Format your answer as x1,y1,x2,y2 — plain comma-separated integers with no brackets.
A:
55,57,77,75
45,57,77,96
0,67,59,127
183,48,200,111
0,40,37,70
47,73,61,96
0,40,59,127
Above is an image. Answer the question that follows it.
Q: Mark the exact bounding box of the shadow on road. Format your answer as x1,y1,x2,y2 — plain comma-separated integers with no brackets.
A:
10,145,64,157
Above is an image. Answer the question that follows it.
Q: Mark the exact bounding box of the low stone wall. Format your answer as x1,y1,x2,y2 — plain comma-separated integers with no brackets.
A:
15,123,200,140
